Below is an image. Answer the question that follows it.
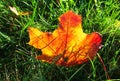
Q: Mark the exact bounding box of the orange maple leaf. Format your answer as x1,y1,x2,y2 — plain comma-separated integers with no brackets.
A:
28,10,102,66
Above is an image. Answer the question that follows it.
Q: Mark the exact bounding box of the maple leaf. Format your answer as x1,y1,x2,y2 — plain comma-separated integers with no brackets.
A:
28,10,102,66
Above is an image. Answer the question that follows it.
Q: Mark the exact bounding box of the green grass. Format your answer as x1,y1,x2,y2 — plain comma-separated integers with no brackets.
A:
0,0,120,81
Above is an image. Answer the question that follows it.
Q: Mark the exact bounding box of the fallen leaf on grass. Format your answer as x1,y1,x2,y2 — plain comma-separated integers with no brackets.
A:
9,6,31,16
28,10,102,66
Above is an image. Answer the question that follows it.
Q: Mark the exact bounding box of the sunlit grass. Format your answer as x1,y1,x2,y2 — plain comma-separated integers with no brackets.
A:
0,0,120,81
